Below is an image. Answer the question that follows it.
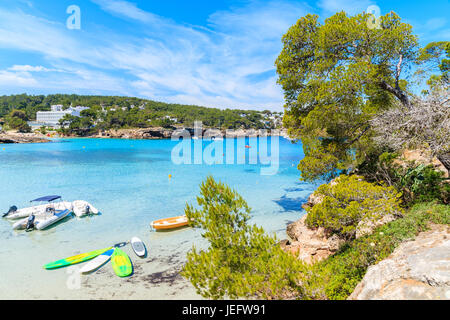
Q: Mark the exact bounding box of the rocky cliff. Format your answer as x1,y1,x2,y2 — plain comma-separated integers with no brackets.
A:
282,215,345,264
349,224,450,300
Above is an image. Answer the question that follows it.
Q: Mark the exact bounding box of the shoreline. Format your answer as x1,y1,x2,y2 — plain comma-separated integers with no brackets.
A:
1,127,290,144
83,127,289,140
0,131,49,144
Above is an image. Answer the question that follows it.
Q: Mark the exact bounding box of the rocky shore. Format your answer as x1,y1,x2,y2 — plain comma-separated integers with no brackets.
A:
1,127,290,143
0,131,49,144
281,156,449,299
88,127,289,140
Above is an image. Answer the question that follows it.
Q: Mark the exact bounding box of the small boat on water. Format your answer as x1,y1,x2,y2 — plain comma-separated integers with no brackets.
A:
4,195,101,231
3,195,72,220
150,215,190,230
12,208,72,231
72,200,99,217
3,196,100,220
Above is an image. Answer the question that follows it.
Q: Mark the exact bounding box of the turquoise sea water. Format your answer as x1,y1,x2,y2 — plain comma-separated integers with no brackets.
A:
0,137,318,299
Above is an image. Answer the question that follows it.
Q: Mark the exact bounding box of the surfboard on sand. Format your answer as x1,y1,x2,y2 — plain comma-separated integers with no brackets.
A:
79,248,115,274
130,237,146,257
111,247,133,277
44,247,113,270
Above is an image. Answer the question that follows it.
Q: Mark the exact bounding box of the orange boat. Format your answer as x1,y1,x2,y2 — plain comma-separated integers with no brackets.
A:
151,215,189,230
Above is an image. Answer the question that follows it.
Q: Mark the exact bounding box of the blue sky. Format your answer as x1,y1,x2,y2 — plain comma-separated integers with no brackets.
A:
0,0,448,111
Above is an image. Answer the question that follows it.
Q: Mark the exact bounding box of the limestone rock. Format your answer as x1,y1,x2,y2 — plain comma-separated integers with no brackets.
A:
0,132,49,144
284,215,345,264
349,224,450,300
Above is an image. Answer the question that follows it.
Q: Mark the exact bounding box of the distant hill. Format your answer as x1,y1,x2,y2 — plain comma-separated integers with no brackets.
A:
0,94,282,130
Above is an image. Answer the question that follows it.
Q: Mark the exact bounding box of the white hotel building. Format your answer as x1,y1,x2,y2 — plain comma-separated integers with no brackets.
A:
35,105,89,128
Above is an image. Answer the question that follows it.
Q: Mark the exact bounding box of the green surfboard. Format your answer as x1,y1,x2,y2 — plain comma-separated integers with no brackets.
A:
111,248,133,277
44,247,113,270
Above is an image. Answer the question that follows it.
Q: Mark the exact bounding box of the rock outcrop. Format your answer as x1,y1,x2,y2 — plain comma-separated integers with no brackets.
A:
93,127,286,140
0,131,49,144
284,215,345,264
95,128,174,139
284,179,344,264
349,224,450,300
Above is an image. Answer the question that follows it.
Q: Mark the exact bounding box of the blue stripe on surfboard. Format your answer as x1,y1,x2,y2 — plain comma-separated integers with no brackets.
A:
102,249,115,256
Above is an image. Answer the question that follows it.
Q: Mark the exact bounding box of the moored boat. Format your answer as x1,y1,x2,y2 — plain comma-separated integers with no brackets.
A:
3,195,72,220
72,200,99,217
150,215,189,230
12,209,72,231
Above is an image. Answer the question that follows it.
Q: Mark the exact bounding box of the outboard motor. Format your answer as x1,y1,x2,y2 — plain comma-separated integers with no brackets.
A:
2,205,18,218
25,214,36,232
85,205,90,215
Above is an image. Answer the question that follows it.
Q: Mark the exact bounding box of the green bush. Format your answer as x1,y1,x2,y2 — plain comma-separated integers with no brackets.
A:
182,176,307,299
398,164,448,205
7,116,31,132
358,151,449,206
305,175,404,239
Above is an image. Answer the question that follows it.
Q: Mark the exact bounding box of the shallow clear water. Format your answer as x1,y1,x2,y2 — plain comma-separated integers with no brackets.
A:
0,137,319,299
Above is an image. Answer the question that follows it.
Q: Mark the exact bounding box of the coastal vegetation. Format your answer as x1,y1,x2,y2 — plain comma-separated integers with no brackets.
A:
182,10,449,300
182,176,305,300
183,177,449,300
0,94,283,135
275,11,449,181
304,175,404,240
3,109,31,133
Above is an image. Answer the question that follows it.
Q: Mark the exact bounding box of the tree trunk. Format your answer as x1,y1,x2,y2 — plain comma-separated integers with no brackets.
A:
437,153,450,175
379,81,412,109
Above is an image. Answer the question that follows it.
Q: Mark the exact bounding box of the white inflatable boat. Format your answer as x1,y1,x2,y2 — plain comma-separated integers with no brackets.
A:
72,200,99,217
13,209,72,230
3,196,72,220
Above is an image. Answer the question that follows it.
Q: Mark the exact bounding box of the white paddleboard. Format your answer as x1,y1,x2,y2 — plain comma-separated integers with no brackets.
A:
131,237,146,257
79,248,115,274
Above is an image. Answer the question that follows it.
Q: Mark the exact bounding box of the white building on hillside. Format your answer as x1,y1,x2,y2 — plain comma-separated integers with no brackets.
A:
35,105,89,127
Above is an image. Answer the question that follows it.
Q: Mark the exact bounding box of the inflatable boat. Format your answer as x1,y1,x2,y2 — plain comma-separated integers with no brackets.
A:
12,209,71,231
3,195,72,220
72,200,99,217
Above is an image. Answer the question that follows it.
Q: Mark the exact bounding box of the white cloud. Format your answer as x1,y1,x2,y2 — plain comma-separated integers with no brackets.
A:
318,0,374,16
0,70,38,87
91,0,159,24
8,65,54,72
424,17,447,31
0,1,308,111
